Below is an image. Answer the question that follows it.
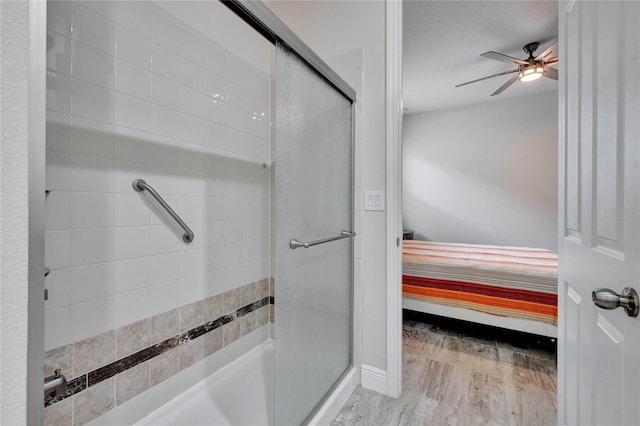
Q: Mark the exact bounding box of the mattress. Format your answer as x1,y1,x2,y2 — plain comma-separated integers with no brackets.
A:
402,240,558,325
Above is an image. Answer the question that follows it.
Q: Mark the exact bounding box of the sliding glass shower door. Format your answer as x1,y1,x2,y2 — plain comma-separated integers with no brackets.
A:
274,42,354,425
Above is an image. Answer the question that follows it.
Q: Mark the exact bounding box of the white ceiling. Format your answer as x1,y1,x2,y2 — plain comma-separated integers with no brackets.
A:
403,0,559,114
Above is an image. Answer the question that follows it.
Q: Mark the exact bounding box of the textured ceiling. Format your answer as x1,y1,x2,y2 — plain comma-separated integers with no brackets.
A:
403,0,559,114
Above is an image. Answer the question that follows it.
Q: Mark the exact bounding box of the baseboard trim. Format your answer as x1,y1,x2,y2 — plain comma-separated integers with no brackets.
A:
360,364,387,395
308,367,358,425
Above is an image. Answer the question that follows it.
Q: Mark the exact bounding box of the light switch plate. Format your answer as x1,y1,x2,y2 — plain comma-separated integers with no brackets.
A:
364,191,385,211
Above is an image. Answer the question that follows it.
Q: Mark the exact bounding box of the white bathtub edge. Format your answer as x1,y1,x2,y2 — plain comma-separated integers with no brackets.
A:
307,366,358,426
134,338,274,426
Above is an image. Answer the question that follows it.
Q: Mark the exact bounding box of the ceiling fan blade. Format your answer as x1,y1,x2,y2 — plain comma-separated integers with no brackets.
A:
481,51,528,66
455,69,518,88
535,40,558,61
545,57,559,66
544,67,558,80
491,74,520,96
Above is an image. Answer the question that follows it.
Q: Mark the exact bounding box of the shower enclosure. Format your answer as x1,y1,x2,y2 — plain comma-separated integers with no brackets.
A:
40,1,355,425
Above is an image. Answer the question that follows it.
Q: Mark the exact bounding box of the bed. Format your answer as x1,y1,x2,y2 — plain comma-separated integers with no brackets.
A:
402,240,558,338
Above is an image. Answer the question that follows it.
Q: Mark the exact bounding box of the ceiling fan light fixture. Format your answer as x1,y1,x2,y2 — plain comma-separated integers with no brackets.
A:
455,40,558,96
519,66,544,82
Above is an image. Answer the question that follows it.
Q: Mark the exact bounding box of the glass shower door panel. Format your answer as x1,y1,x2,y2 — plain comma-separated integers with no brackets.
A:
274,43,353,426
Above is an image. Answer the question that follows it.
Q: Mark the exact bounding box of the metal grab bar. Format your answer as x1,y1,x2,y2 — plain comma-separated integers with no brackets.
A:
132,179,194,243
290,230,356,249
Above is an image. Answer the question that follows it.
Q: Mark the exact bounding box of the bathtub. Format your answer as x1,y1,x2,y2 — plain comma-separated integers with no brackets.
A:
137,342,274,426
135,339,357,426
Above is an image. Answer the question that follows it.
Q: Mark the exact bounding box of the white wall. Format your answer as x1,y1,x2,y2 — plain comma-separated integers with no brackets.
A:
44,0,271,352
403,91,558,251
1,1,32,424
266,1,388,371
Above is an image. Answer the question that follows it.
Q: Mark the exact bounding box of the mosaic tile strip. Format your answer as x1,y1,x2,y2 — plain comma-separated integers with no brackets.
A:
87,337,179,387
237,297,270,318
44,293,273,408
179,313,235,344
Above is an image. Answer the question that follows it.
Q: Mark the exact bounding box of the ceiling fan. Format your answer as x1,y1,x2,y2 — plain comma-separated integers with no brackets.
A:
455,40,559,96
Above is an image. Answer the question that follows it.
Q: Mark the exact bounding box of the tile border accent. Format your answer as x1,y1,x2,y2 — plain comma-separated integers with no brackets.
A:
87,336,179,387
44,295,273,408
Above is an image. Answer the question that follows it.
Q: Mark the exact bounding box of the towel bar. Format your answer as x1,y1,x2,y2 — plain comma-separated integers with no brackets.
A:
290,230,356,249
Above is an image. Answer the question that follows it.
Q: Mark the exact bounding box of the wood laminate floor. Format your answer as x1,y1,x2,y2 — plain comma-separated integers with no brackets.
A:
332,311,557,426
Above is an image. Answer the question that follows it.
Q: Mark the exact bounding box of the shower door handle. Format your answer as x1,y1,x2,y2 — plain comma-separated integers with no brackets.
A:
289,230,356,249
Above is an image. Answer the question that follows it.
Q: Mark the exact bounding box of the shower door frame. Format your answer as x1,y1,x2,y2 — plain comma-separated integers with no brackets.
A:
272,41,355,425
220,1,358,423
222,0,357,101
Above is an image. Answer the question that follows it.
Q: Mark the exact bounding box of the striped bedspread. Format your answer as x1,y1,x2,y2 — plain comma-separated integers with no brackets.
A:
402,240,558,325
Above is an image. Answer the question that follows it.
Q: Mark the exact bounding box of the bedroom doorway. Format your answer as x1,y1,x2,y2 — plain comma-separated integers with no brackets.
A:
396,1,558,423
377,1,640,425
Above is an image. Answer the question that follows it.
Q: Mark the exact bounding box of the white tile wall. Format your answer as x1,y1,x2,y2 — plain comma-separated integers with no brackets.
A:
116,25,151,70
45,0,271,351
70,3,115,55
69,262,114,304
71,40,116,89
116,59,151,101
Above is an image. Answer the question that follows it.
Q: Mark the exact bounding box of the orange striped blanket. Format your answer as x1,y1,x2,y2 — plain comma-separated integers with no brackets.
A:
402,241,558,325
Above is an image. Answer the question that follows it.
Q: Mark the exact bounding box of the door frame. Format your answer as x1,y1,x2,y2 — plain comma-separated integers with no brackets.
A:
385,0,568,403
385,0,403,398
27,0,47,424
557,0,570,421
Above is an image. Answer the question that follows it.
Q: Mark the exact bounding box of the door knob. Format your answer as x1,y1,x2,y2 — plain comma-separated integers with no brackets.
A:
592,287,639,317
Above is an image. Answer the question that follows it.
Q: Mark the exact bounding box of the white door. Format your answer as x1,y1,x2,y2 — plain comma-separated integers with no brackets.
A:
559,1,640,425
